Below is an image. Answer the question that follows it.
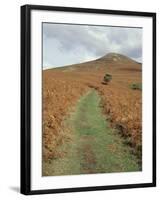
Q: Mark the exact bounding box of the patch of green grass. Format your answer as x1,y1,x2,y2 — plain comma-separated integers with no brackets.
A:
74,90,140,173
43,90,141,176
130,83,142,90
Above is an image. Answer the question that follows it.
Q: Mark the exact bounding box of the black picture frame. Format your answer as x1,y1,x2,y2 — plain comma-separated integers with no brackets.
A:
21,4,156,195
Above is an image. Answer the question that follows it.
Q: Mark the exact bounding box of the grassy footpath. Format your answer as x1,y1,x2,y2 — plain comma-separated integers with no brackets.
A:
43,90,140,176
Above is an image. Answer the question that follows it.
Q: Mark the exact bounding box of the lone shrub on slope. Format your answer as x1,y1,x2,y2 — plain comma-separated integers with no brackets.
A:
103,74,112,84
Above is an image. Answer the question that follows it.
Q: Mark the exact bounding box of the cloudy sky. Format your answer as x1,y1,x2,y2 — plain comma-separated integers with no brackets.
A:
43,23,142,69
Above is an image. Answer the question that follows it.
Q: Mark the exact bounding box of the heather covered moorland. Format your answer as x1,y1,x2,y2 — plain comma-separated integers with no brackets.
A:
42,53,142,176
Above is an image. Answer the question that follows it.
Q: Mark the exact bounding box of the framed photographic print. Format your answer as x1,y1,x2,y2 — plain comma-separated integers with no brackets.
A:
21,4,156,195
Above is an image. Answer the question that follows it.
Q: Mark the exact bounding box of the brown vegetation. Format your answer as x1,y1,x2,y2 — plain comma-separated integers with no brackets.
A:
43,53,142,161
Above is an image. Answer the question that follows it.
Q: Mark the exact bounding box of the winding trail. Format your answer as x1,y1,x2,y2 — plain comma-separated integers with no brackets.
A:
43,90,140,176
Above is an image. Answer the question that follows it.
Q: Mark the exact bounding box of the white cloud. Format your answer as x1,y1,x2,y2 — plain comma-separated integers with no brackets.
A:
43,23,142,69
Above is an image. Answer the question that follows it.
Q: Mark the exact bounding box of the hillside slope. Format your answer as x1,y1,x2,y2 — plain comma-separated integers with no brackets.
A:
49,52,141,72
43,52,142,168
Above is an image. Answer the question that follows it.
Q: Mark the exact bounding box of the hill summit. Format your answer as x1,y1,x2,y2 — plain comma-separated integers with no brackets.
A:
49,52,141,72
97,52,138,64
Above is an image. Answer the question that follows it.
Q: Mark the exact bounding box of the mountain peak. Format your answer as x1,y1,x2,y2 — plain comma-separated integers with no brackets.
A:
98,52,136,64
